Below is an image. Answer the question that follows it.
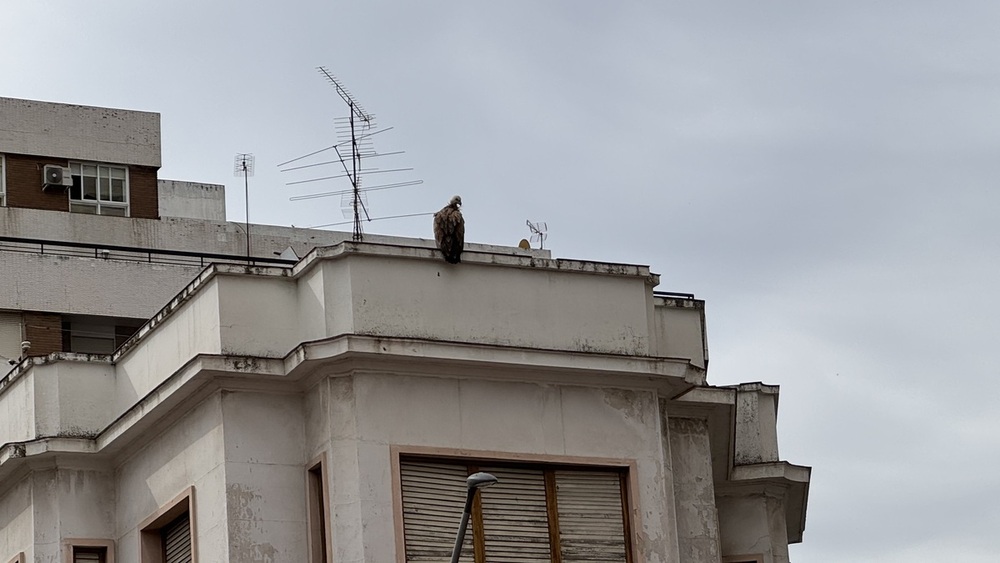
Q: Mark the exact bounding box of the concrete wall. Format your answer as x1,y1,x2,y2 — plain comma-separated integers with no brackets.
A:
654,297,707,368
717,492,790,563
158,180,226,221
31,469,116,563
216,276,299,358
341,254,654,355
0,478,32,563
0,97,160,167
733,386,779,466
115,393,228,563
1,361,116,446
199,246,675,361
32,361,115,439
114,280,221,412
668,417,722,562
0,251,203,319
0,370,35,446
221,391,308,563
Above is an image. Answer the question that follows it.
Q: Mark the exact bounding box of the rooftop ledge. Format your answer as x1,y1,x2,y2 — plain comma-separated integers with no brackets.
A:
109,239,687,366
294,240,660,283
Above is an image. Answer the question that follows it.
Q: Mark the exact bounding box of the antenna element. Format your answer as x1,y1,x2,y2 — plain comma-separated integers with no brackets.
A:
526,220,548,249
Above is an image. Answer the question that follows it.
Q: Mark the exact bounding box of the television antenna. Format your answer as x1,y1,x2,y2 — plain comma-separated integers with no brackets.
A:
278,67,423,241
526,220,548,249
234,153,255,258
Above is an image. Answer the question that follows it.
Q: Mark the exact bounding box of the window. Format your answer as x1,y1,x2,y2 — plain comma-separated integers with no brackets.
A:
62,539,114,563
0,154,6,206
61,315,144,355
307,456,331,563
69,162,128,216
399,458,632,563
140,488,194,563
161,513,192,563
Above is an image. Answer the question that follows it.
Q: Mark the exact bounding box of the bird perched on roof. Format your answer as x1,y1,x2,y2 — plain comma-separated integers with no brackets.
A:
433,195,464,264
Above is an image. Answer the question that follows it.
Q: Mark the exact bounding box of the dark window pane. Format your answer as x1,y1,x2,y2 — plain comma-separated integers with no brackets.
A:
82,176,97,200
70,176,82,199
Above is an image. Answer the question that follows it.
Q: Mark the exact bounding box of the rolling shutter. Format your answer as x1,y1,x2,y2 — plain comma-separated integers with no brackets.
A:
401,461,472,562
479,466,552,562
163,512,192,563
555,471,628,562
399,459,631,563
72,548,104,563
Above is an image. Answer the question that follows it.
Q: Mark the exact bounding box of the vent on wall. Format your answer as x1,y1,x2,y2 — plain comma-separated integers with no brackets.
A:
42,165,72,191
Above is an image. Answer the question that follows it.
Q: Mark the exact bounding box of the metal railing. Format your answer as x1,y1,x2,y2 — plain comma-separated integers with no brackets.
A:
0,235,297,268
653,291,697,300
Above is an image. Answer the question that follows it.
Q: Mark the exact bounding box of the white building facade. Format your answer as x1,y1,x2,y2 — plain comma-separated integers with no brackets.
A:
0,97,809,563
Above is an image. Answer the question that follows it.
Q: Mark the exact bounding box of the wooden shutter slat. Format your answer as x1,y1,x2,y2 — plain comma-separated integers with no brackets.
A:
401,461,472,562
555,471,627,562
479,467,552,563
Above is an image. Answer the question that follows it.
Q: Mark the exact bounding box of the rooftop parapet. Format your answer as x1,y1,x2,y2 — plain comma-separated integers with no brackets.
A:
0,97,160,167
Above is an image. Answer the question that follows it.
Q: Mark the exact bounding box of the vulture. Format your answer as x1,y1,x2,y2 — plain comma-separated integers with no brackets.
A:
433,195,465,264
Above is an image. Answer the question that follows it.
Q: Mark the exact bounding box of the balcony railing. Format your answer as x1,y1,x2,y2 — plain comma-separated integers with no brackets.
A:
0,235,297,268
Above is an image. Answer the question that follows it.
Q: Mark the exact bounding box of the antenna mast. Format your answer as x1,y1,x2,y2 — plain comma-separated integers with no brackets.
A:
234,153,255,259
279,68,424,237
318,66,372,241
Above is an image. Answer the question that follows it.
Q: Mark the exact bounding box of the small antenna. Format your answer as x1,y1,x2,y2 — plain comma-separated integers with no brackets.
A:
526,220,548,249
279,67,423,240
234,153,255,259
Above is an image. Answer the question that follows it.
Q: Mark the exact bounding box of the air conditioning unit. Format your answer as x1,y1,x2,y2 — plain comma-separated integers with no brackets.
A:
42,165,73,191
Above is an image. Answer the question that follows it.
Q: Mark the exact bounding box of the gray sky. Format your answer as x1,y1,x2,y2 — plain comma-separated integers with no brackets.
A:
5,2,1000,560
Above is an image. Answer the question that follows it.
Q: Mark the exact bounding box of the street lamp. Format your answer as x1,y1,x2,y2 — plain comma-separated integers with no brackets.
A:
449,472,499,563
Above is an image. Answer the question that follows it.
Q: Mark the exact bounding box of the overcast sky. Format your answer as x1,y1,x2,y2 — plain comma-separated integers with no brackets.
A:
4,2,1000,561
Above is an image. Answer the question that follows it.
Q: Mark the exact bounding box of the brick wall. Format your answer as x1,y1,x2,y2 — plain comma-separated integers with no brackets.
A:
2,153,159,218
5,154,71,212
129,165,159,219
23,311,63,356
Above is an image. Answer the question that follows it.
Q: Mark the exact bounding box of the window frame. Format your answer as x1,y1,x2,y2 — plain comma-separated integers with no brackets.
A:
391,446,638,563
68,161,129,216
0,154,6,207
139,487,196,563
307,453,332,563
7,553,25,563
63,539,115,563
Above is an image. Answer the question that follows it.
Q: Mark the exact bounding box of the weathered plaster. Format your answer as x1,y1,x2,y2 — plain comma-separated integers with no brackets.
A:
669,417,723,563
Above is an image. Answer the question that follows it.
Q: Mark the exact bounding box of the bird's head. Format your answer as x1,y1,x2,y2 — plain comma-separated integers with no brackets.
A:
450,195,462,208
